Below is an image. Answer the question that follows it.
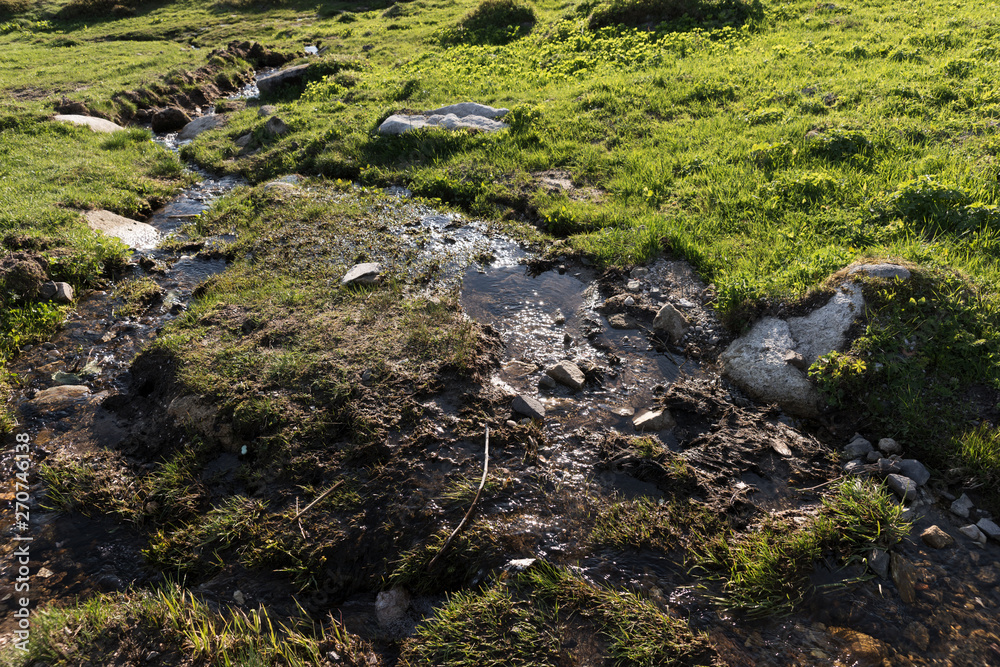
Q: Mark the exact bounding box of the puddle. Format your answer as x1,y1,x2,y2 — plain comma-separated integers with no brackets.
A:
462,264,695,439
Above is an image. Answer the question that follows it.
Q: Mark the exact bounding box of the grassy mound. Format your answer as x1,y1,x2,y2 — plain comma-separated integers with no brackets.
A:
439,0,537,45
583,0,762,30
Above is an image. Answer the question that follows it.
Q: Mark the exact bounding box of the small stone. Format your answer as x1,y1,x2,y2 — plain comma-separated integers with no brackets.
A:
630,267,648,279
546,361,585,391
235,133,252,147
976,518,1000,541
341,262,381,286
878,437,902,455
951,493,974,519
233,590,246,605
958,524,987,544
652,303,689,342
512,394,545,420
623,296,635,306
783,349,809,371
844,438,873,458
897,459,930,486
886,474,917,501
626,280,641,292
920,525,954,549
866,450,883,463
552,309,566,325
843,459,866,475
265,116,289,137
867,549,890,579
257,104,279,117
632,409,675,432
878,458,901,475
538,375,556,389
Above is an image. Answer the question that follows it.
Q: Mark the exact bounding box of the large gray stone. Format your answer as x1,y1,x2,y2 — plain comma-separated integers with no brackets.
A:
177,114,226,141
341,262,382,286
256,64,311,96
786,284,865,365
52,114,124,133
84,209,158,249
546,361,585,391
878,437,902,455
959,524,987,544
897,459,930,486
633,409,675,432
720,317,821,417
652,303,689,342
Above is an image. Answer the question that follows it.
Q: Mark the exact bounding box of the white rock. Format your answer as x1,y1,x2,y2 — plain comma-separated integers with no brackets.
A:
786,284,865,365
84,209,158,249
341,262,382,286
632,409,675,432
426,102,509,119
177,114,226,141
720,317,821,417
52,114,124,133
26,385,90,411
378,110,509,135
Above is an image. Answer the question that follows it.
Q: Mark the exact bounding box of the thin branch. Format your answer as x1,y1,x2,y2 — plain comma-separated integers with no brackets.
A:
293,480,344,521
428,427,490,571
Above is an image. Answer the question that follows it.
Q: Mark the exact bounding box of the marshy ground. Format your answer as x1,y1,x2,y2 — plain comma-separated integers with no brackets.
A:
1,0,1000,664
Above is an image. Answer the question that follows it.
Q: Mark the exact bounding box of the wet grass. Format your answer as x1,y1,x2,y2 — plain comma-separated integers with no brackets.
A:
111,274,163,316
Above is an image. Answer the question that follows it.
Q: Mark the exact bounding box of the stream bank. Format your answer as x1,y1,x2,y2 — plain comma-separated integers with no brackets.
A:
2,84,999,667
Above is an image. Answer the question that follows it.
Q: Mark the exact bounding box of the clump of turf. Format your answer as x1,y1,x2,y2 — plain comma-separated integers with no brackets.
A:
583,0,761,30
439,0,537,45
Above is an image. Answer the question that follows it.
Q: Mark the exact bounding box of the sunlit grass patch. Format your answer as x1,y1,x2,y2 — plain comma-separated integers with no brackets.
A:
400,561,718,667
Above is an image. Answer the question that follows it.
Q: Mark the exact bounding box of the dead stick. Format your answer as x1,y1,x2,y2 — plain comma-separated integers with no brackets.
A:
793,475,846,493
428,427,490,571
294,480,344,520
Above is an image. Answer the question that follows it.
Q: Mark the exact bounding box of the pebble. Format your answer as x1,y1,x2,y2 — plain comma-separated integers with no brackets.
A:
920,525,954,549
538,375,556,389
867,549,890,579
623,296,635,306
626,280,641,292
866,450,883,463
951,493,974,519
552,309,566,325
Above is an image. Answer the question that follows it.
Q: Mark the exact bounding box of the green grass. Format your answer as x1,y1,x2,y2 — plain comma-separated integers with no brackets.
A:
0,582,376,667
695,478,909,617
399,561,719,667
